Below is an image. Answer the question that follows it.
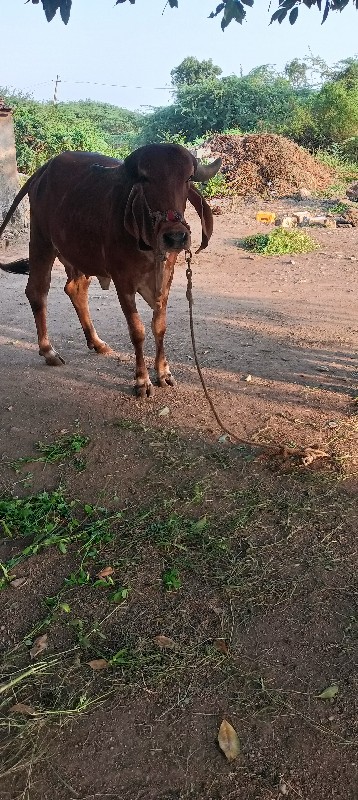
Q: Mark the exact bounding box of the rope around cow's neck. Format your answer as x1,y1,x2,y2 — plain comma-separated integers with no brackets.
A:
184,250,330,467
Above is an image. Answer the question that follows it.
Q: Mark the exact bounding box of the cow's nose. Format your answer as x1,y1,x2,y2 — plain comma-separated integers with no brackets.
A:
163,230,188,251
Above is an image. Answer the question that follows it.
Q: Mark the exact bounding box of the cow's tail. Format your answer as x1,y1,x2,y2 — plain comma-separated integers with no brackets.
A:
0,258,30,275
0,162,48,239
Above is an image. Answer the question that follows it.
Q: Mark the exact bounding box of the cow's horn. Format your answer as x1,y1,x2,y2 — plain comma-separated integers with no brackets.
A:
192,157,222,182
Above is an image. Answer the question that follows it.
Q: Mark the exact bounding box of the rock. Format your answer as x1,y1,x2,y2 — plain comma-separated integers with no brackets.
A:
281,216,298,229
343,208,358,227
296,187,312,200
346,181,358,202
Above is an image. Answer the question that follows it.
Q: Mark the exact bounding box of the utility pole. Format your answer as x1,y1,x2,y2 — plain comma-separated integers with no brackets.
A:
53,74,60,106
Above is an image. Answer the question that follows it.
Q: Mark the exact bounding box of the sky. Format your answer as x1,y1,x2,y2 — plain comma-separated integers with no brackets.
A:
1,0,357,112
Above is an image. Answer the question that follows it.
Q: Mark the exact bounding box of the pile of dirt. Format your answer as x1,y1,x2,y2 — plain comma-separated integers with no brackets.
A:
204,133,334,198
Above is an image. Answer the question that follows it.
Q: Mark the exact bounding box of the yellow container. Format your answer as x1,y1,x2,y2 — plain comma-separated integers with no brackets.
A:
256,211,276,224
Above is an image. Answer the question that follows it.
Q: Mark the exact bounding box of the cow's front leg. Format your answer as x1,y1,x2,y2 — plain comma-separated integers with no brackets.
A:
115,287,153,398
152,255,176,388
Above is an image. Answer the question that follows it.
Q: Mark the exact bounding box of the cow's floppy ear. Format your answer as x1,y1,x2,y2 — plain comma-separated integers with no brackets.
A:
124,184,153,251
123,150,142,182
188,185,214,253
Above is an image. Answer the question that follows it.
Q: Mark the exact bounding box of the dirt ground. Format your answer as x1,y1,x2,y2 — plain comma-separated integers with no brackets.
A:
0,198,357,800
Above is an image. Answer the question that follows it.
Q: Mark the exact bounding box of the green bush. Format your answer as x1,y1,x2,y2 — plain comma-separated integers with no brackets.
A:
12,103,115,173
198,172,231,199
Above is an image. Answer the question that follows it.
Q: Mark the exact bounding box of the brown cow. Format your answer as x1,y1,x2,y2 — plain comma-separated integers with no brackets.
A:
0,144,221,396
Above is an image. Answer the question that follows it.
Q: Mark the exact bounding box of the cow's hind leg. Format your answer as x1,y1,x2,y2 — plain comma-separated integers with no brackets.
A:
64,273,111,355
114,286,153,398
25,220,64,366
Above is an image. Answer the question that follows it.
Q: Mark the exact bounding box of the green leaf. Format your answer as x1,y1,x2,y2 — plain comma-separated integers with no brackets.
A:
270,8,288,23
289,7,299,23
193,516,207,532
110,587,129,603
60,602,71,613
318,684,339,700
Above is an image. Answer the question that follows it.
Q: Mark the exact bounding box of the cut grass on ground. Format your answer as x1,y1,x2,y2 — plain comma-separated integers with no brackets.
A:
0,424,357,798
239,228,319,256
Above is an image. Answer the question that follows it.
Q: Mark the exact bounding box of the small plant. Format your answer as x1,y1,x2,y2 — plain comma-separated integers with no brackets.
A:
110,586,129,603
198,171,230,199
240,228,319,256
328,201,349,214
162,567,181,591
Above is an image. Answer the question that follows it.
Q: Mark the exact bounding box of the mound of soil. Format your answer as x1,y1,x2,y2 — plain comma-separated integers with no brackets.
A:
205,133,334,198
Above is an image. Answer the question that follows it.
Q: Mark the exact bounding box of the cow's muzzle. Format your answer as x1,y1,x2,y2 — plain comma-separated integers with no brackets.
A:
162,227,191,253
152,210,191,254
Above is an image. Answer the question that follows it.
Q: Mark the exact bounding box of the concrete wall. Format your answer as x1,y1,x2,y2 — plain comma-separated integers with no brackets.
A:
0,102,28,237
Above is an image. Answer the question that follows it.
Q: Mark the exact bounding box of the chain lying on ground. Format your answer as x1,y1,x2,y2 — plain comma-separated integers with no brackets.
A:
184,250,329,467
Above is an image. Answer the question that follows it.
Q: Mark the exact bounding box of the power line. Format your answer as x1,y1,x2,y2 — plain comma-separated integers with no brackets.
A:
58,79,175,91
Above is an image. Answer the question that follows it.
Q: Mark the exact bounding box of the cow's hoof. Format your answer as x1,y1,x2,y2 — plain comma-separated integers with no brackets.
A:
93,341,112,356
41,349,65,366
158,373,175,388
135,381,154,399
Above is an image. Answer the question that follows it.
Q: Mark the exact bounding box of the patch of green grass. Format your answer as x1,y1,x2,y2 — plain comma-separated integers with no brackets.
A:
239,228,319,256
0,489,122,589
328,201,350,215
12,432,90,472
162,567,181,591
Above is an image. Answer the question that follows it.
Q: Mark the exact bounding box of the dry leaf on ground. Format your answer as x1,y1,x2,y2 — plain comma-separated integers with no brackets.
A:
10,703,37,716
218,719,240,761
87,659,109,670
213,638,229,655
10,577,28,589
30,634,48,660
318,684,339,700
153,635,178,650
96,566,114,578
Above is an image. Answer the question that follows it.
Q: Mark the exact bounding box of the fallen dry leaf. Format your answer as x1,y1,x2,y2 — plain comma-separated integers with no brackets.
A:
30,634,48,660
301,447,330,467
213,638,229,655
153,635,178,650
218,719,240,761
318,684,339,700
87,658,109,670
96,566,114,579
10,577,28,589
10,703,37,716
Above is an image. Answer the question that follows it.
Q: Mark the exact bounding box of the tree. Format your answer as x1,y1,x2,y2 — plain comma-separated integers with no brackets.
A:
284,59,308,89
309,80,358,145
332,57,358,89
170,57,222,87
139,73,305,143
28,0,358,28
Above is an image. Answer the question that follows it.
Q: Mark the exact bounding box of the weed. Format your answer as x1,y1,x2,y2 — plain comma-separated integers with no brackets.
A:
110,586,129,603
114,419,145,432
328,201,350,214
239,228,319,256
0,489,122,588
162,567,181,591
198,171,231,199
12,432,90,472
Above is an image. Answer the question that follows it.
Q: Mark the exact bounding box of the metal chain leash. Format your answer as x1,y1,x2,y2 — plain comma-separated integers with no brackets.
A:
184,250,329,466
